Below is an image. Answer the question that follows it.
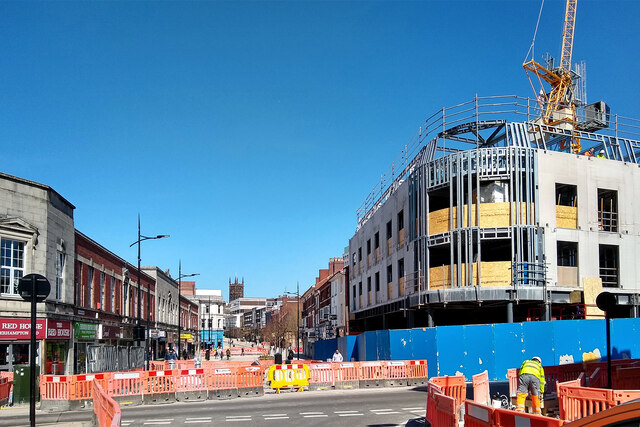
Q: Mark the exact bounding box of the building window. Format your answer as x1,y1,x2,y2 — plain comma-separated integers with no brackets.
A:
76,261,82,306
598,189,618,232
397,210,404,231
99,272,105,310
110,277,116,312
375,272,380,292
556,183,577,207
55,251,65,300
557,241,577,266
0,238,25,295
358,282,362,295
367,276,371,292
87,266,94,308
599,244,619,287
398,258,405,279
367,240,371,255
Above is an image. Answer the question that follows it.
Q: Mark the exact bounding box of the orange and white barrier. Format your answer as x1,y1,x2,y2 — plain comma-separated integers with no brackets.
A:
430,375,466,408
0,376,11,407
465,400,495,427
494,407,564,427
426,382,458,427
176,368,207,401
308,363,335,390
333,362,359,389
92,379,121,427
473,370,490,405
237,366,265,396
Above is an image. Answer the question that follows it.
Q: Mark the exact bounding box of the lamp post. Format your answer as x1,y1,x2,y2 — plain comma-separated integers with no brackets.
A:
177,260,199,359
284,281,300,360
129,214,169,370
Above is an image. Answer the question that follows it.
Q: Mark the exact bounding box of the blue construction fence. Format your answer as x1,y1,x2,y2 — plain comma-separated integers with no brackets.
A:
313,318,640,381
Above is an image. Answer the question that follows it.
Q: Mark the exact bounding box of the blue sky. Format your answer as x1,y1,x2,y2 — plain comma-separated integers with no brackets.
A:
2,1,639,300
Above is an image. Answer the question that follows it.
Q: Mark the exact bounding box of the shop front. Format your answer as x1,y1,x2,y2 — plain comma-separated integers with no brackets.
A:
148,329,166,360
0,318,46,372
73,322,97,374
44,320,72,374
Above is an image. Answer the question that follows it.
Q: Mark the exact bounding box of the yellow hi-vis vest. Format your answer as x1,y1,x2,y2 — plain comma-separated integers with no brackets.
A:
519,359,546,393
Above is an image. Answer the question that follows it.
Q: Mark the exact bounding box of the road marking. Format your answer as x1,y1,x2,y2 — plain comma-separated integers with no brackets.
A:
375,411,400,415
144,423,172,425
185,421,211,424
226,416,251,419
304,414,329,418
335,410,359,414
338,413,364,417
144,420,174,423
402,407,423,411
264,416,290,420
300,412,324,415
263,414,287,417
227,419,250,422
371,409,394,412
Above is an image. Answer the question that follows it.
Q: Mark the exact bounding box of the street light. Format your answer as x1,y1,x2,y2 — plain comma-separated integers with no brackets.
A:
284,281,300,360
176,259,199,359
129,214,169,370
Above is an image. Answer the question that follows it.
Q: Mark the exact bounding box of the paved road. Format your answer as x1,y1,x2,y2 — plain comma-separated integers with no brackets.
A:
0,387,427,426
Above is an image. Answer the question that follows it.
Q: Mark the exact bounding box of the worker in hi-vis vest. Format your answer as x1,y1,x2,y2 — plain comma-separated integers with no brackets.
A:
516,356,545,414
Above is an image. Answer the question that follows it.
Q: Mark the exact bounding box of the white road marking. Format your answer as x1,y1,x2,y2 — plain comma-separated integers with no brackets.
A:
371,409,394,412
185,421,211,424
143,423,171,426
226,416,252,419
144,420,174,423
402,407,424,411
335,410,359,414
263,414,288,417
304,414,329,418
300,412,324,415
375,411,400,415
264,416,290,420
338,413,364,416
227,419,250,422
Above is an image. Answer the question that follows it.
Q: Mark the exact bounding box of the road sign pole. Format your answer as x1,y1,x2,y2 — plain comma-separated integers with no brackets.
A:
29,275,36,427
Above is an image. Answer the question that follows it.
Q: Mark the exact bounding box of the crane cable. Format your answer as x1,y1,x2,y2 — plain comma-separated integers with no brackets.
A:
524,0,545,63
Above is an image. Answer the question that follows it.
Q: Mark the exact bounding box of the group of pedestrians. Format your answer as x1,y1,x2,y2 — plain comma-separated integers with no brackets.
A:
204,348,231,360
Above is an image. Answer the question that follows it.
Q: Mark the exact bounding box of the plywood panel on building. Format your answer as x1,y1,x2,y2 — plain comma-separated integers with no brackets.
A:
428,261,511,289
583,277,604,319
557,266,579,287
556,205,578,228
428,202,534,235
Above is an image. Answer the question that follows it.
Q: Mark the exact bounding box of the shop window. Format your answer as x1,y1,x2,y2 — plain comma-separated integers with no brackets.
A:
0,238,25,295
45,342,67,375
598,189,618,232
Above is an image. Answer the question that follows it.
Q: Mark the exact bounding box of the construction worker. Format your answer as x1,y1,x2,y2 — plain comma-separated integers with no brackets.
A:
596,149,606,159
516,356,545,414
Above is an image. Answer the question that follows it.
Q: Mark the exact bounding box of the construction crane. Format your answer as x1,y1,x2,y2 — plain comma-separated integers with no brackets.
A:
523,0,580,152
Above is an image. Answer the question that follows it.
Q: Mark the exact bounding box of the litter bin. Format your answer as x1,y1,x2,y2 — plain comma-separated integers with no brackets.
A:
13,364,39,405
274,353,282,365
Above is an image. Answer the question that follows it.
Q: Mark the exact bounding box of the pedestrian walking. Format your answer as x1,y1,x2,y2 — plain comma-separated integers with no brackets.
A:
516,356,545,414
226,348,231,360
332,349,343,362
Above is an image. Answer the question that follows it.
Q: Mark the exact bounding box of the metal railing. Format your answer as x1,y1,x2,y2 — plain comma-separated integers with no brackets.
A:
356,95,640,228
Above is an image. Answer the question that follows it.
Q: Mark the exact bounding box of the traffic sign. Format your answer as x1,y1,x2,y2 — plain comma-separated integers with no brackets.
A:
17,274,51,303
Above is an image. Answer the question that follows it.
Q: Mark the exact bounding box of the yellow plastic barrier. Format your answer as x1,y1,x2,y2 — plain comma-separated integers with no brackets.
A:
266,363,310,393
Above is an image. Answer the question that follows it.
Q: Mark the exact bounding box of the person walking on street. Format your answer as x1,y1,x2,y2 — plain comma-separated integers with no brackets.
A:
205,349,210,361
332,349,343,362
516,356,545,414
241,348,245,356
226,348,231,360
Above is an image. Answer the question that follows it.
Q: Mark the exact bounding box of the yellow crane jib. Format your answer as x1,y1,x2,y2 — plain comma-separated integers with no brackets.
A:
267,363,310,393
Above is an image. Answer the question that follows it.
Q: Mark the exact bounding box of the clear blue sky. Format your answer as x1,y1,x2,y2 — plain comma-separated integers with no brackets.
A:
2,1,638,301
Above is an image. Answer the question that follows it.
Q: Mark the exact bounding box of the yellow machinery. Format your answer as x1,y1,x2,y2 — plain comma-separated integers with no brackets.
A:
524,0,581,153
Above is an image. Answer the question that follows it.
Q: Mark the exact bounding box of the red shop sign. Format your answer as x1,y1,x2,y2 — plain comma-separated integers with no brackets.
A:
46,320,72,339
0,318,46,340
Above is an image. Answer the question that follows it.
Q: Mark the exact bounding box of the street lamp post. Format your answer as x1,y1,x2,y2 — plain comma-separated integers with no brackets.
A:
284,281,300,360
177,260,199,359
129,214,169,370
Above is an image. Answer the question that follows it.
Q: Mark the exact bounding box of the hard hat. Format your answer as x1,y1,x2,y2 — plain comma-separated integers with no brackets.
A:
599,150,605,154
532,356,542,364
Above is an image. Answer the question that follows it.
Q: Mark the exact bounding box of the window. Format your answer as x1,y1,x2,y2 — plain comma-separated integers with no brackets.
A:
358,282,362,295
110,277,116,313
367,277,371,292
598,189,618,232
374,232,379,249
556,183,577,206
367,240,371,255
375,272,380,292
557,241,577,266
397,210,404,231
386,221,392,239
208,319,213,328
0,238,25,295
398,258,405,279
599,244,619,287
358,248,362,263
55,251,65,300
99,272,105,310
387,264,393,285
87,266,94,308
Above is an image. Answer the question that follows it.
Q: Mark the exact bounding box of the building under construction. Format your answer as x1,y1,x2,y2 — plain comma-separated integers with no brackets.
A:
348,94,640,332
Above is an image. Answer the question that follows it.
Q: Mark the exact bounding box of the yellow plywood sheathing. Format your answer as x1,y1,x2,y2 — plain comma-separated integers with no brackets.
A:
428,203,535,235
428,261,512,289
557,266,579,287
583,277,605,318
556,205,578,228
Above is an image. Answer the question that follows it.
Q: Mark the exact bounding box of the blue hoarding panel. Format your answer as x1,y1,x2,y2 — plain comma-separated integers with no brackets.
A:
364,331,378,361
436,325,467,377
389,329,413,360
552,320,585,365
345,335,359,361
611,318,639,359
493,323,524,381
522,322,554,367
574,319,606,363
376,330,390,360
411,327,437,378
462,324,495,381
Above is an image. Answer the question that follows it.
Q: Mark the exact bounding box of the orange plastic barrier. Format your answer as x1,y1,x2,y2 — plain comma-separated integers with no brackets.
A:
359,361,387,386
40,375,72,400
430,375,466,408
493,408,564,427
176,369,208,393
408,360,428,381
149,361,165,371
145,370,177,395
473,370,490,405
237,366,264,389
465,400,494,427
333,362,359,388
385,361,410,384
507,368,518,397
72,373,109,401
0,377,11,406
209,367,236,391
308,363,335,386
558,380,612,421
92,379,121,427
611,389,640,406
109,371,144,399
426,382,458,427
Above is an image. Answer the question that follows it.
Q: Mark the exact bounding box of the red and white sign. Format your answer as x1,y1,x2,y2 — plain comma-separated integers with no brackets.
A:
0,318,46,340
46,320,72,339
